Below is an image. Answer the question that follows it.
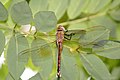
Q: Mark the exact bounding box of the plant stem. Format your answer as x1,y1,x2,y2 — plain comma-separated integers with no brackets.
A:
57,12,106,26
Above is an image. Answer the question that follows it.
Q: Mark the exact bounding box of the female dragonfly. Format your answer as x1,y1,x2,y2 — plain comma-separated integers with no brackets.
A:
18,25,109,78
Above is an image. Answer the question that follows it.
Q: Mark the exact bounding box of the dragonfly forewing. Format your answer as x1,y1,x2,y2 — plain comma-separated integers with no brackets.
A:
18,38,56,63
79,26,110,48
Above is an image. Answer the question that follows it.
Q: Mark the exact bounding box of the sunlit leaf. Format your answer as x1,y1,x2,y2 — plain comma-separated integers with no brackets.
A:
80,54,111,80
93,40,120,59
0,64,8,80
111,67,120,80
48,0,68,20
11,1,33,25
0,31,5,55
67,0,89,19
84,0,111,13
29,0,48,16
0,2,8,21
109,0,120,9
116,24,120,40
109,9,120,21
0,0,9,4
34,11,57,32
68,22,88,30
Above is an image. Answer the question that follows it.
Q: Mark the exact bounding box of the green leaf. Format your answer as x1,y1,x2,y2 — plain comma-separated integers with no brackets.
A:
0,0,9,4
5,0,24,12
6,73,15,80
0,2,8,21
89,15,117,38
0,31,5,55
6,0,24,27
11,1,33,25
109,9,120,21
7,36,18,80
111,67,120,80
7,35,29,80
17,35,29,54
67,0,89,19
79,67,89,80
116,24,120,40
29,0,48,16
80,54,111,80
109,0,120,9
34,11,57,32
89,15,117,30
84,0,111,13
68,22,88,30
31,38,53,79
79,26,110,48
93,40,120,59
48,0,68,20
29,73,42,80
0,64,8,80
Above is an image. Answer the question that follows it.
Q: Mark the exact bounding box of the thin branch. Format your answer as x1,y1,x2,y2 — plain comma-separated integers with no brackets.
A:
57,12,106,26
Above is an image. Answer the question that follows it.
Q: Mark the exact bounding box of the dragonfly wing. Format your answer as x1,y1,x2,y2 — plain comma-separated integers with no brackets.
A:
18,38,56,63
62,26,110,56
31,39,54,62
79,26,110,48
30,38,55,78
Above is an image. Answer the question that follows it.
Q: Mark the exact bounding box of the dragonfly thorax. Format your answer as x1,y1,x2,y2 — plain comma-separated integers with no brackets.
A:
57,25,65,31
56,25,65,43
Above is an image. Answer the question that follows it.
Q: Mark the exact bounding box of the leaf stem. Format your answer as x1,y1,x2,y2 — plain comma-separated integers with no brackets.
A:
57,12,106,26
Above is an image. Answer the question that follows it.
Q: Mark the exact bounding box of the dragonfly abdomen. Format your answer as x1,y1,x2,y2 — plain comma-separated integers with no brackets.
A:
57,42,63,78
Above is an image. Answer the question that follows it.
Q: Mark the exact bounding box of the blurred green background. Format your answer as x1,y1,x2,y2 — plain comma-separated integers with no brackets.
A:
0,0,120,80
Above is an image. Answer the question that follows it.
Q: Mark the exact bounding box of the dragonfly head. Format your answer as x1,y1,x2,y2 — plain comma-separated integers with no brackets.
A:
57,25,65,31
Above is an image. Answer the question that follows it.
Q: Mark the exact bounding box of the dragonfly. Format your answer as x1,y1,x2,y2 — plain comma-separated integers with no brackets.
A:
18,25,109,78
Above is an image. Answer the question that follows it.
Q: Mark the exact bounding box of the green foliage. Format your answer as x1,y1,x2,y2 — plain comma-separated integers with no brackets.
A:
0,2,8,21
11,1,33,25
0,0,120,80
0,64,8,80
0,31,5,55
34,11,57,32
80,54,111,80
93,40,120,59
7,35,29,80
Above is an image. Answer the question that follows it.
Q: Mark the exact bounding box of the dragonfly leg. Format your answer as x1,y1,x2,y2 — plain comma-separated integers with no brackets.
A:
76,47,81,53
64,36,71,40
64,33,75,40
